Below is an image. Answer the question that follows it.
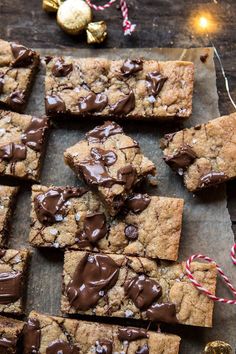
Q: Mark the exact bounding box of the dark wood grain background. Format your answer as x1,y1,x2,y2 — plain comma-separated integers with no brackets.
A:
1,0,235,234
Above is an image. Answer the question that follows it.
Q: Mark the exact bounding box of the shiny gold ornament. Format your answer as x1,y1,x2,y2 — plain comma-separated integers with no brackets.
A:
204,341,232,354
57,0,93,35
42,0,62,13
86,21,107,44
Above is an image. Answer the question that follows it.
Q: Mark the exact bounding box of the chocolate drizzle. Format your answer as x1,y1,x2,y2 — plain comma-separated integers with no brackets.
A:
146,302,178,324
51,58,73,77
117,165,137,190
0,272,22,304
199,171,227,188
124,274,162,310
136,344,149,354
34,187,87,224
21,116,48,152
45,94,66,114
86,121,123,143
66,253,119,311
46,340,80,354
7,91,25,110
0,143,27,163
90,147,117,167
79,212,107,245
121,59,143,76
146,71,167,97
78,93,108,114
164,144,197,174
124,225,138,241
126,194,151,213
118,327,148,342
110,91,135,115
95,339,112,354
10,43,35,67
23,318,41,354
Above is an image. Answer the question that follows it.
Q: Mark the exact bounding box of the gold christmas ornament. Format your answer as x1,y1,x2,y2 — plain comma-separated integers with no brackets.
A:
86,21,107,44
204,341,232,354
42,0,61,13
57,0,93,35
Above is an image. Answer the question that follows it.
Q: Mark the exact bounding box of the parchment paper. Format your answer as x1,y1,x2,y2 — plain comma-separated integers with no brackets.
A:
7,47,236,353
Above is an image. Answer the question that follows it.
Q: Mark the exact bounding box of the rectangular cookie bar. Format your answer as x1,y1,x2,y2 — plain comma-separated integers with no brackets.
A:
45,56,194,120
0,110,49,181
0,315,25,354
64,121,156,215
23,311,181,354
0,39,39,113
29,185,184,261
0,185,18,246
0,248,29,314
61,251,217,328
161,113,236,192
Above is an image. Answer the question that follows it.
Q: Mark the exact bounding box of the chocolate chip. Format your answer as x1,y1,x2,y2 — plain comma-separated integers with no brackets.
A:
135,344,149,354
86,121,123,143
199,171,227,188
126,193,151,213
21,116,49,152
163,144,197,174
121,59,143,76
23,318,41,354
0,143,27,162
10,43,35,67
83,213,107,244
146,302,178,324
110,91,135,115
117,165,137,190
124,225,138,241
51,58,73,77
90,147,117,166
7,91,25,110
146,71,167,97
46,340,80,354
0,272,22,304
78,93,108,114
118,327,148,342
95,339,112,354
79,159,115,187
45,94,66,114
200,53,209,63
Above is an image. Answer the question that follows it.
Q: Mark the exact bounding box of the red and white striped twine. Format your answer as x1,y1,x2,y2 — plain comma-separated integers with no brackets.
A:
85,0,136,35
186,253,236,304
230,243,236,265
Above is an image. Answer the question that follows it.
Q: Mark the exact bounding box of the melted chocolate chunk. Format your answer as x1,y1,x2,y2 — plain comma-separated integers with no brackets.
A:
0,143,27,162
83,213,107,244
21,116,48,152
164,144,197,173
136,344,149,354
44,56,53,64
124,274,162,310
95,339,112,354
45,94,66,114
146,303,178,324
110,91,135,115
121,59,143,76
126,194,150,213
0,336,17,349
86,121,123,143
23,318,41,354
51,58,73,77
79,159,115,187
0,272,22,304
90,147,117,167
10,43,35,67
7,91,25,110
66,253,119,311
46,340,80,354
124,225,138,241
117,165,137,190
0,250,6,258
0,72,4,94
34,187,87,225
199,171,227,188
78,93,108,114
146,71,167,97
118,327,148,342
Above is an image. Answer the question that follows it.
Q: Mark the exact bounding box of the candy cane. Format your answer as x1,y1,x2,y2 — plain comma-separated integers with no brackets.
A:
85,0,136,35
230,243,236,265
186,254,236,304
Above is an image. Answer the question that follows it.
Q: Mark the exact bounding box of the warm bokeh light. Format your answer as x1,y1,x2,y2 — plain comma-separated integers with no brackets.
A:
190,12,218,34
199,16,209,30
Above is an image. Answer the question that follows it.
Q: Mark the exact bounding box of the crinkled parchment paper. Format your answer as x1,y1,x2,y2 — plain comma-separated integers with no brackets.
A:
8,47,236,353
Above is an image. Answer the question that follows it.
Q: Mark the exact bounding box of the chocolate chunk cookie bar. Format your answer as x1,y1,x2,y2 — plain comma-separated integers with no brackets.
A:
23,311,181,354
0,39,39,112
0,315,25,354
64,121,156,215
62,251,217,327
45,56,194,120
29,185,184,261
0,185,18,246
161,113,236,191
0,110,49,181
0,249,29,314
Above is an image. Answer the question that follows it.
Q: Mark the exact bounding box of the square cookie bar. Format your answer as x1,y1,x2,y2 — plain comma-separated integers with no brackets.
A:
0,39,39,112
64,121,156,215
0,110,49,181
0,315,25,354
161,113,236,191
29,185,184,261
62,251,217,328
45,56,194,120
0,185,18,246
23,311,181,354
0,249,29,314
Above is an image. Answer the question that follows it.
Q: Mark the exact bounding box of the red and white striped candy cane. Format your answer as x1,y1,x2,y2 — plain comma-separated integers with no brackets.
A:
230,243,236,265
85,0,136,35
186,253,236,304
